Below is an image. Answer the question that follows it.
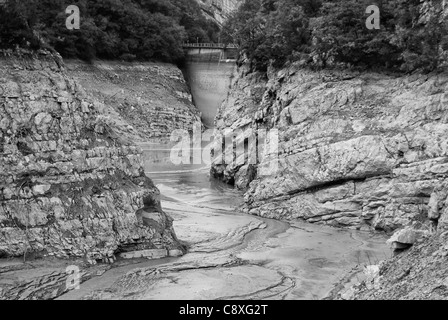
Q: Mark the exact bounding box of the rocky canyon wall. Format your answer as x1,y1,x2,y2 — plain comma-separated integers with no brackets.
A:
342,227,448,299
65,60,201,143
195,0,241,25
0,50,184,262
212,63,448,233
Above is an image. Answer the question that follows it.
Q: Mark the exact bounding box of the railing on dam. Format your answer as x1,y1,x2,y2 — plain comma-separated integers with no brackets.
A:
182,43,239,49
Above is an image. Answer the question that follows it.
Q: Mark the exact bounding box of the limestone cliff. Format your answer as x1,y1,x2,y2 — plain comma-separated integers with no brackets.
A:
195,0,241,25
212,62,448,233
65,60,201,143
210,0,448,299
0,50,184,262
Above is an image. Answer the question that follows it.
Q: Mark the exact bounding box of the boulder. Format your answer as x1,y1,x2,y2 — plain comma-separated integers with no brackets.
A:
235,164,257,190
387,227,420,250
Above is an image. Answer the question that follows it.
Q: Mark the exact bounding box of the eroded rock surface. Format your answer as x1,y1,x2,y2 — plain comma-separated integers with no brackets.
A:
66,60,201,142
212,64,448,232
327,185,448,299
329,228,448,300
195,0,241,25
57,167,389,301
0,50,183,262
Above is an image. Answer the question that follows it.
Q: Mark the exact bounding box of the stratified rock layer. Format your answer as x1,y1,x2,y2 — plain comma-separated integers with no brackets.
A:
212,63,448,232
66,60,201,142
195,0,241,25
0,50,183,261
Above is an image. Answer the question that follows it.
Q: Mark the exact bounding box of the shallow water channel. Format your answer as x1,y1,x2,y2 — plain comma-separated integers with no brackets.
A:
59,142,390,300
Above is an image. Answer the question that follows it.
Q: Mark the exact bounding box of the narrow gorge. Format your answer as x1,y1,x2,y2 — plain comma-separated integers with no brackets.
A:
0,47,391,301
1,0,447,302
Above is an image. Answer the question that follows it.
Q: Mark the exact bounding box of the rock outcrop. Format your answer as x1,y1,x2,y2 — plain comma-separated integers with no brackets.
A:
212,62,448,232
330,226,448,300
0,259,109,300
0,49,184,262
195,0,241,25
329,176,448,299
65,60,201,143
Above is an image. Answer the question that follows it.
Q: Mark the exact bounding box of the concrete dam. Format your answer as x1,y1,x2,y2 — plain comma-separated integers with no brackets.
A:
182,43,238,128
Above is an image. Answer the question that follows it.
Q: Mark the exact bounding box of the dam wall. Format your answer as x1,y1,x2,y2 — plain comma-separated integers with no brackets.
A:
183,55,238,128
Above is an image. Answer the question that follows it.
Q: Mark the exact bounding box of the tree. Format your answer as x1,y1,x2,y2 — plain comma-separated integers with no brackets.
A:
222,0,313,71
311,0,400,69
396,0,448,72
0,0,218,63
224,0,446,73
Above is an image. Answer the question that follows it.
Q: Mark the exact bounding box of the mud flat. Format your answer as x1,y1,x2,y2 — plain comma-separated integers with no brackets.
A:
59,166,390,300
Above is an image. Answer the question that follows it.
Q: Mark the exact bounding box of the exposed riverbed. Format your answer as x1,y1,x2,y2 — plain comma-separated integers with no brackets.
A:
57,59,392,300
58,142,391,300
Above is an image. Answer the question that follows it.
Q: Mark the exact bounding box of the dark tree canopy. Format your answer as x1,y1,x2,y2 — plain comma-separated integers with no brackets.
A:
222,0,448,72
0,0,220,63
1,0,447,71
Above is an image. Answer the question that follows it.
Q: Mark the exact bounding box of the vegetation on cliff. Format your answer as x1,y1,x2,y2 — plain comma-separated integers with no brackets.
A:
222,0,448,72
0,0,220,62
